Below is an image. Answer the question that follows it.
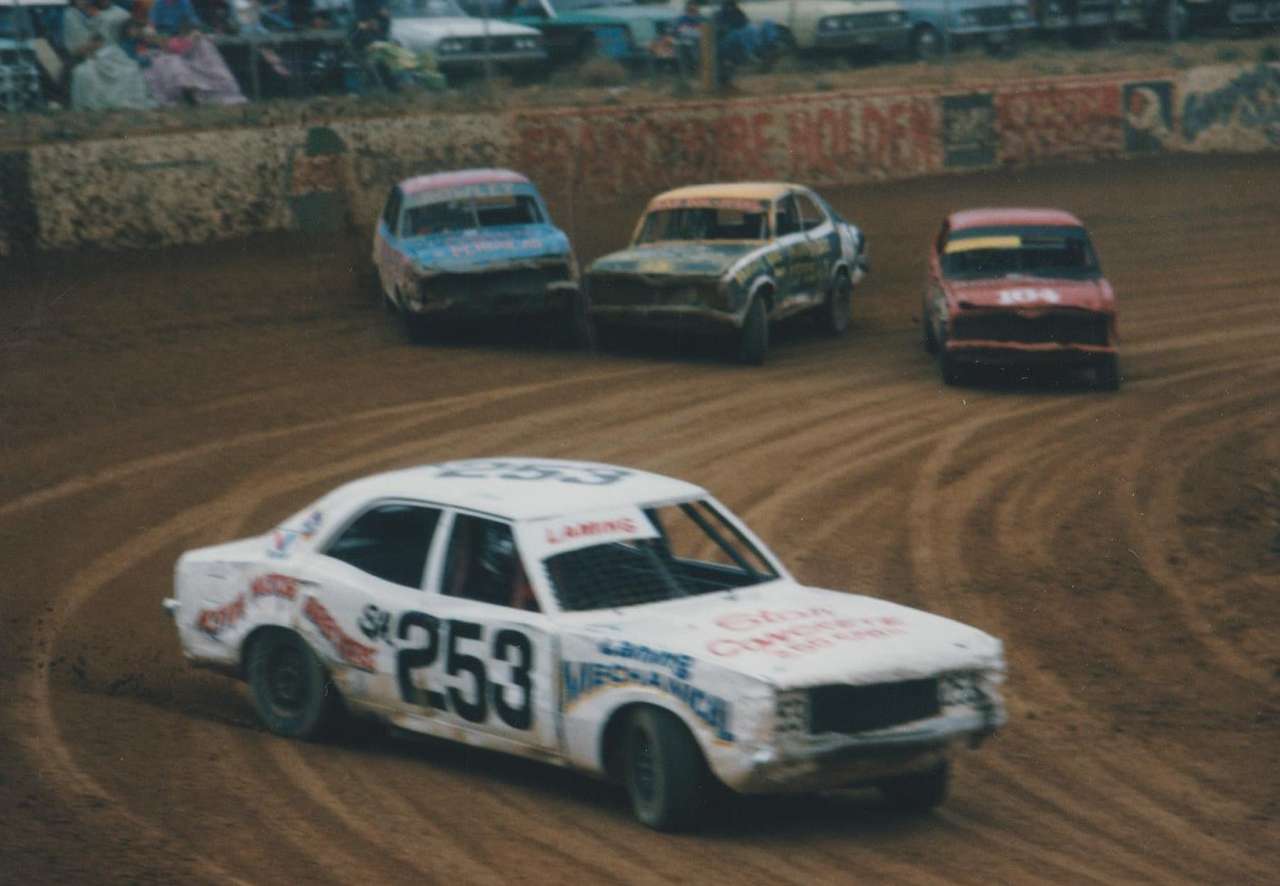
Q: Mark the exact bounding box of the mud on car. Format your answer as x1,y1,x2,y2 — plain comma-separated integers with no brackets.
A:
922,207,1120,389
584,182,869,365
165,458,1006,830
372,168,593,347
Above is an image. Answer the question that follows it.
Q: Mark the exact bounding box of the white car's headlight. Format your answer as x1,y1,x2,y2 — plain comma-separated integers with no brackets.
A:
939,670,1002,707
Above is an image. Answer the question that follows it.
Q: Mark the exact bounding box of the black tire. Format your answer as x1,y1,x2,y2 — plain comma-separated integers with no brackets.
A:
623,707,709,831
736,296,768,365
879,761,950,813
1095,353,1121,391
820,272,853,336
937,326,964,386
561,289,597,351
911,25,941,61
247,630,343,740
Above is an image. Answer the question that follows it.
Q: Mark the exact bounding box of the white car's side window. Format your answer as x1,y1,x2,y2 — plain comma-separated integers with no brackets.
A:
323,503,441,589
441,514,540,612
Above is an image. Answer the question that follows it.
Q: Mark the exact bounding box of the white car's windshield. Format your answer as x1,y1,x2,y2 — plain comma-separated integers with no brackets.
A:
391,0,468,18
544,501,779,612
943,226,1101,280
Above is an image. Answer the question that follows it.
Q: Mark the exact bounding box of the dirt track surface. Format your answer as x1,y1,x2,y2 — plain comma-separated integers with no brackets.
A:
2,154,1278,884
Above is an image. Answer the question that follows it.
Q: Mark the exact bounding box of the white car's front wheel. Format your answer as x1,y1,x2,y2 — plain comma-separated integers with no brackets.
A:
623,707,709,831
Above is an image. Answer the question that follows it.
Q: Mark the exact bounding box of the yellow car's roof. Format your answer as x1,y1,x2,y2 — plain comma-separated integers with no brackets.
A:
648,182,796,206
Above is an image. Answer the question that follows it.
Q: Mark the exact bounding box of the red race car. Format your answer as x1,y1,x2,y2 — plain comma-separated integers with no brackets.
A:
922,208,1119,390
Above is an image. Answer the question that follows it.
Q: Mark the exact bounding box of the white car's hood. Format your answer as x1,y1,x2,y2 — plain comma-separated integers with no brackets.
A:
563,580,1003,689
391,17,540,44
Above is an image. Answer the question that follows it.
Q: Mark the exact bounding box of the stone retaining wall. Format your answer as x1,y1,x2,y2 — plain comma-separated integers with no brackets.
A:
2,62,1277,257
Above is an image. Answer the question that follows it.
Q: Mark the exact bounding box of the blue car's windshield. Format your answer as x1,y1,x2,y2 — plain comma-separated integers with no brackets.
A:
403,194,544,237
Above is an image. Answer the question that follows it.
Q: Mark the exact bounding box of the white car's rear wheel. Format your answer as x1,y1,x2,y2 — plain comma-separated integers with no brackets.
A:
623,707,708,831
247,629,342,740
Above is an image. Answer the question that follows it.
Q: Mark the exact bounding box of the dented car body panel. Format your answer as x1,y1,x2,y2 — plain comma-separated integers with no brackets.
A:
373,168,579,323
585,182,868,336
167,459,1005,801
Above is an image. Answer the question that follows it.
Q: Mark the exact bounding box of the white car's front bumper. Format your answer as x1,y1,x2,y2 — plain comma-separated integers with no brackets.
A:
730,705,1005,794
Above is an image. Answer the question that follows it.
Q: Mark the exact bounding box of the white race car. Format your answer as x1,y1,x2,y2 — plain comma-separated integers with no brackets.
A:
166,458,1006,830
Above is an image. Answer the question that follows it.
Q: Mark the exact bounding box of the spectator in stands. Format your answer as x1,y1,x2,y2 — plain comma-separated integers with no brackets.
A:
713,0,779,83
715,0,756,65
62,0,155,109
140,0,246,103
148,0,203,34
192,0,236,33
287,0,313,29
672,0,705,75
353,0,390,38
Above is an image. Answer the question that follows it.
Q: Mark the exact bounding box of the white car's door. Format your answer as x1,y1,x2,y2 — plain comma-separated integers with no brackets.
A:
394,511,558,754
300,501,446,714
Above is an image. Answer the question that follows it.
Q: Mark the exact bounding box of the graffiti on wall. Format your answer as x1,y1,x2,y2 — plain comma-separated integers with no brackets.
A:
1124,81,1174,152
996,82,1124,164
942,93,996,168
513,93,940,206
1180,63,1280,150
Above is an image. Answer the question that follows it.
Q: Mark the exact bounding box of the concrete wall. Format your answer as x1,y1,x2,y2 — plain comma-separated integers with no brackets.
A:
2,62,1278,256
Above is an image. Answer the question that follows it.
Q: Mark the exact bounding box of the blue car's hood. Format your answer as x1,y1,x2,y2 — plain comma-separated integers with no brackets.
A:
405,224,572,273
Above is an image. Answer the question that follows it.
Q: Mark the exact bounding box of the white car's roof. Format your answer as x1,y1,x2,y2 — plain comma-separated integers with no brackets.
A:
321,458,706,522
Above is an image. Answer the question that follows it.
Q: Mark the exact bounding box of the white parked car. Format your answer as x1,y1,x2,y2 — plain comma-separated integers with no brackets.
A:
739,0,912,56
166,458,1006,830
389,0,547,74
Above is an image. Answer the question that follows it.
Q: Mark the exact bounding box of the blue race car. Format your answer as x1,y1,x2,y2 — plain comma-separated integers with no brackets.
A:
372,168,592,347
